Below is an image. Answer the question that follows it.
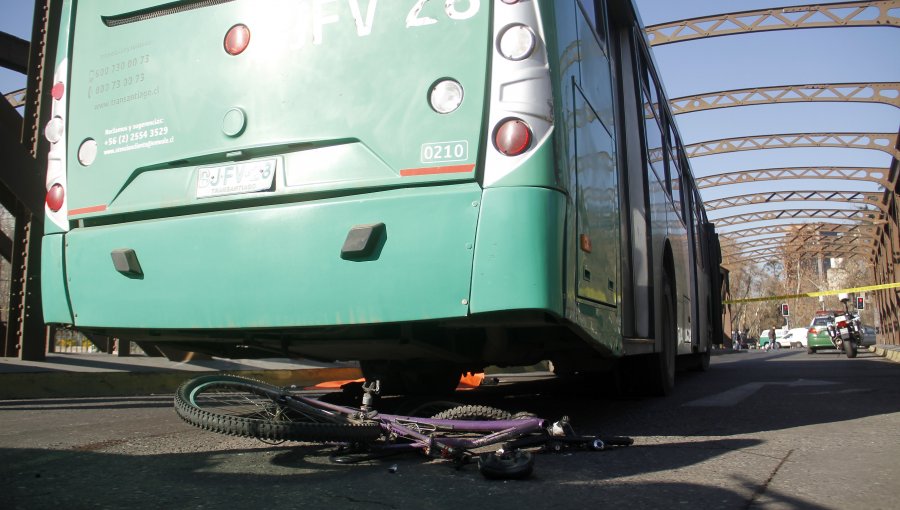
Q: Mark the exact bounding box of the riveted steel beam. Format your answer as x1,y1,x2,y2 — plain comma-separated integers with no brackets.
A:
718,222,877,239
645,1,900,46
724,244,874,266
682,132,900,160
696,167,893,190
721,227,878,248
3,0,58,361
712,208,885,228
721,231,878,252
670,82,900,115
722,236,877,259
705,190,888,212
728,243,872,260
0,32,29,74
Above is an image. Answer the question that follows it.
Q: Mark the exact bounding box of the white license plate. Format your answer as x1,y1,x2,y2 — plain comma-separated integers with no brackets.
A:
196,159,276,198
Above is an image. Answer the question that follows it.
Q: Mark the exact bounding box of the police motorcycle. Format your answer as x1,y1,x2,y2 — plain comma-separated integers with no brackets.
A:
826,293,863,358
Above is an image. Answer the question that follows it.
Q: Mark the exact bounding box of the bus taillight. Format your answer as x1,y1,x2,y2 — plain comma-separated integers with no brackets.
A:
498,24,536,61
46,184,65,212
494,118,532,156
224,24,250,55
51,82,65,100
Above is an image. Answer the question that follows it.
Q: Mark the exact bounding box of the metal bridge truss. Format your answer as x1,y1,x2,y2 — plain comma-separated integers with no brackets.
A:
645,0,900,342
0,1,57,360
645,0,899,46
721,234,877,260
718,222,879,241
704,190,888,213
683,132,900,160
696,166,894,191
4,89,25,109
712,208,885,228
727,244,872,266
669,82,900,115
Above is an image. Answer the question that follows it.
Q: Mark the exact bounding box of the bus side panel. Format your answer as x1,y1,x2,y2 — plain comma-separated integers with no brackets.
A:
41,234,74,323
469,187,565,315
63,184,481,329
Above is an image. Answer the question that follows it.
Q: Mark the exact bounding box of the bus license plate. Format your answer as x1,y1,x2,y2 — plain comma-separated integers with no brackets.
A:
196,159,276,198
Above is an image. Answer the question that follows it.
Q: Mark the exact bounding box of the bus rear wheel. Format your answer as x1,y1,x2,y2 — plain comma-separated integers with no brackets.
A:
649,274,677,395
625,273,676,396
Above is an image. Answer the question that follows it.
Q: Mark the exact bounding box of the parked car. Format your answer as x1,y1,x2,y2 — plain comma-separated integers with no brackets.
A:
807,312,838,354
780,327,809,348
861,325,876,347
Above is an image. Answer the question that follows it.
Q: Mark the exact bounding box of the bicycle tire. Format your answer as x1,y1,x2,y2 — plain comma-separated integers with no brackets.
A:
430,405,513,421
174,375,382,442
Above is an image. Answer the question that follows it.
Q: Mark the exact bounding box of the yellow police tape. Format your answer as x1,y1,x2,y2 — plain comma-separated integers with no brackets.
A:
723,281,900,305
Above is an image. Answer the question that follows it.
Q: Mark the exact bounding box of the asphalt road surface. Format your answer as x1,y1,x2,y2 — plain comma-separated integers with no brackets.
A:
1,349,898,510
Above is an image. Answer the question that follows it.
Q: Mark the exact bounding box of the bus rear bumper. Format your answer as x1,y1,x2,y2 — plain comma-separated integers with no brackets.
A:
46,184,483,330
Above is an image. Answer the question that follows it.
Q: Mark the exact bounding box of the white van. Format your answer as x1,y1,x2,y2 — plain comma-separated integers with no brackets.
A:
780,327,811,348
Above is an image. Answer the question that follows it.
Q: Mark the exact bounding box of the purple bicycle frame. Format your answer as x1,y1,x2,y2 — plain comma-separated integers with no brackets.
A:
282,392,547,452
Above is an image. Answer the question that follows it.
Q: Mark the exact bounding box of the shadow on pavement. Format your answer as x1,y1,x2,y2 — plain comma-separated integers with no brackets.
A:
0,440,829,510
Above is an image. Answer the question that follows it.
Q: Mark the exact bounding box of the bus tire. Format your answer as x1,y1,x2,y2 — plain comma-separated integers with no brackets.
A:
639,272,677,396
688,346,711,372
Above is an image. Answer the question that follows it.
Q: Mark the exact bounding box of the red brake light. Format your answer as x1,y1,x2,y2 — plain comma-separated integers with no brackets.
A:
46,183,64,212
51,82,65,100
224,24,250,56
837,320,847,329
494,118,532,156
808,328,816,334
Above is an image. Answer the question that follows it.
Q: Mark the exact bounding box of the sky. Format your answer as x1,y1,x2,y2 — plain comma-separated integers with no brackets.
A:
2,0,898,237
0,0,34,100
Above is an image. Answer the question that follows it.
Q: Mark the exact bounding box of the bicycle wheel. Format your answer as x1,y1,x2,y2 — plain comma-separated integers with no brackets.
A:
174,375,382,442
430,405,513,421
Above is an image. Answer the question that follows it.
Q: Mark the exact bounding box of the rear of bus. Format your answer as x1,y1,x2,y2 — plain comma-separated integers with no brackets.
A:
41,1,566,374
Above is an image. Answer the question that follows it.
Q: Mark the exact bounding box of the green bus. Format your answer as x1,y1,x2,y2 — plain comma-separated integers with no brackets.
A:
42,0,723,395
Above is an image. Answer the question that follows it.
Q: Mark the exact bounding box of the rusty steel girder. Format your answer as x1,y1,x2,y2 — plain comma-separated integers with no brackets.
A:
722,236,877,260
726,242,873,260
718,223,880,241
704,190,888,212
669,82,900,115
724,246,873,266
711,208,885,228
4,88,25,109
696,166,894,190
682,132,899,160
645,0,900,46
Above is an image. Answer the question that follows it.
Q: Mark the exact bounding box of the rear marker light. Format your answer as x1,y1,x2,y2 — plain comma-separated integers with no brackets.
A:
224,24,250,55
46,183,65,212
78,138,98,166
494,118,532,156
429,79,464,114
498,24,536,61
51,82,65,100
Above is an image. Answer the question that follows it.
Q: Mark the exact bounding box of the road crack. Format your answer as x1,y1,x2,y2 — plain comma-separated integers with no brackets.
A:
745,448,794,510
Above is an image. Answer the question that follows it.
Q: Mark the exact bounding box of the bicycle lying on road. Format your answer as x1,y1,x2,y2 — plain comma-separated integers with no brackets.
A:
174,374,632,479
